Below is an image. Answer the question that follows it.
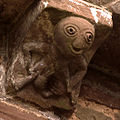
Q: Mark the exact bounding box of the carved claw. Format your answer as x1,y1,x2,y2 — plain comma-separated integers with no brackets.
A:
14,72,39,91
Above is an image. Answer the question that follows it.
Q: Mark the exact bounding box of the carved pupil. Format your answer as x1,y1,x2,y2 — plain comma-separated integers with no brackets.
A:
85,32,93,44
66,26,76,35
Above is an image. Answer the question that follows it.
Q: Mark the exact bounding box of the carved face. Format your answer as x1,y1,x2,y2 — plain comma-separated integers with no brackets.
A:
54,17,95,56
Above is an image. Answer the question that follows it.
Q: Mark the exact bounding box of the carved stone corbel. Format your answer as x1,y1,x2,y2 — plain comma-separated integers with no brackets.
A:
5,0,113,110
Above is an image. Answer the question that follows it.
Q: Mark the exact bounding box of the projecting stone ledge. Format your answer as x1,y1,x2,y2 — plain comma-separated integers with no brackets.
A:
0,97,59,120
0,96,120,120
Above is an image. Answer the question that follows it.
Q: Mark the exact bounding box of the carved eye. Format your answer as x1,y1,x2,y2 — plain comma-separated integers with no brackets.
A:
64,25,77,37
85,32,94,44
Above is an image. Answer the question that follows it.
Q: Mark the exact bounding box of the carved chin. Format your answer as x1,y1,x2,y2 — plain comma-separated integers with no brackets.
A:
70,45,84,55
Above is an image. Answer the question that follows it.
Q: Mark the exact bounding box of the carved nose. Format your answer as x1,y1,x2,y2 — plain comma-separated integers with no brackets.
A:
72,39,84,50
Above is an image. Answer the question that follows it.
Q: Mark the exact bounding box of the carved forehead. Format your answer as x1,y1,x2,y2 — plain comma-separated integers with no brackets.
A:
57,16,95,32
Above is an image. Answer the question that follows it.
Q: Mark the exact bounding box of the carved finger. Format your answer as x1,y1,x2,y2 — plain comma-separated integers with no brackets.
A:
29,60,46,73
14,72,39,90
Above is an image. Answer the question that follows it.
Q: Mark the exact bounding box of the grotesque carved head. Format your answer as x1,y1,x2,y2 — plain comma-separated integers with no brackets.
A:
54,17,95,57
5,0,113,111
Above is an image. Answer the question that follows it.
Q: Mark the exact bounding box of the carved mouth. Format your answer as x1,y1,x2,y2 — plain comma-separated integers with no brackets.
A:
72,45,81,52
70,44,83,54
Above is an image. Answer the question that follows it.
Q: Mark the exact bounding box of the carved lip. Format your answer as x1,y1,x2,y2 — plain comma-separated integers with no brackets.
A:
70,44,83,55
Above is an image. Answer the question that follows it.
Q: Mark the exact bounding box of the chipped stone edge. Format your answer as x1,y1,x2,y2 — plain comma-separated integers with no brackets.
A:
0,97,60,120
